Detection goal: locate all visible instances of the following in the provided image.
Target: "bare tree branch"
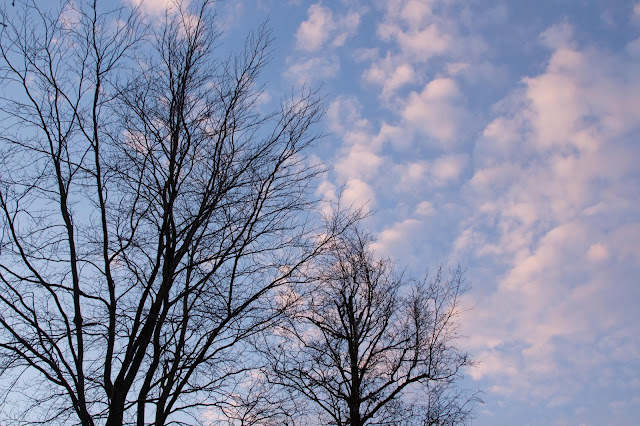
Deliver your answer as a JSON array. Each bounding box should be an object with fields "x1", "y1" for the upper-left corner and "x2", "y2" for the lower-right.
[
  {"x1": 261, "y1": 222, "x2": 481, "y2": 426},
  {"x1": 0, "y1": 1, "x2": 338, "y2": 424}
]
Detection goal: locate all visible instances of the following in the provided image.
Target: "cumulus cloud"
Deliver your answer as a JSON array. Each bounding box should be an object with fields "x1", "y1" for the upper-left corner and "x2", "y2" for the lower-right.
[
  {"x1": 459, "y1": 24, "x2": 640, "y2": 408},
  {"x1": 393, "y1": 24, "x2": 452, "y2": 61},
  {"x1": 396, "y1": 153, "x2": 468, "y2": 191},
  {"x1": 415, "y1": 200, "x2": 435, "y2": 216},
  {"x1": 127, "y1": 0, "x2": 173, "y2": 14},
  {"x1": 362, "y1": 52, "x2": 418, "y2": 97},
  {"x1": 377, "y1": 0, "x2": 447, "y2": 54},
  {"x1": 285, "y1": 55, "x2": 340, "y2": 86},
  {"x1": 287, "y1": 3, "x2": 361, "y2": 85},
  {"x1": 322, "y1": 96, "x2": 386, "y2": 209},
  {"x1": 290, "y1": 1, "x2": 640, "y2": 423},
  {"x1": 335, "y1": 146, "x2": 383, "y2": 181},
  {"x1": 362, "y1": 0, "x2": 454, "y2": 101},
  {"x1": 295, "y1": 3, "x2": 360, "y2": 51},
  {"x1": 296, "y1": 3, "x2": 334, "y2": 51},
  {"x1": 402, "y1": 77, "x2": 468, "y2": 144},
  {"x1": 326, "y1": 96, "x2": 371, "y2": 136},
  {"x1": 360, "y1": 0, "x2": 497, "y2": 106},
  {"x1": 370, "y1": 218, "x2": 422, "y2": 258},
  {"x1": 431, "y1": 153, "x2": 468, "y2": 183},
  {"x1": 342, "y1": 178, "x2": 376, "y2": 208},
  {"x1": 586, "y1": 243, "x2": 610, "y2": 262}
]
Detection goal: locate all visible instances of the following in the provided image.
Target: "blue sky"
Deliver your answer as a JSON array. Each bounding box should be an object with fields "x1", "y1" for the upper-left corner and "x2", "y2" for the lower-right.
[{"x1": 134, "y1": 0, "x2": 640, "y2": 424}]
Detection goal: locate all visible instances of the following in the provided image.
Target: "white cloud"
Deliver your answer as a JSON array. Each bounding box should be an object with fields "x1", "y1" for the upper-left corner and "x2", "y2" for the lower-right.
[
  {"x1": 335, "y1": 146, "x2": 383, "y2": 181},
  {"x1": 326, "y1": 96, "x2": 370, "y2": 136},
  {"x1": 431, "y1": 153, "x2": 467, "y2": 184},
  {"x1": 332, "y1": 11, "x2": 361, "y2": 47},
  {"x1": 395, "y1": 24, "x2": 452, "y2": 61},
  {"x1": 326, "y1": 96, "x2": 386, "y2": 184},
  {"x1": 445, "y1": 61, "x2": 470, "y2": 75},
  {"x1": 370, "y1": 218, "x2": 421, "y2": 258},
  {"x1": 415, "y1": 200, "x2": 435, "y2": 216},
  {"x1": 297, "y1": 1, "x2": 640, "y2": 422},
  {"x1": 288, "y1": 3, "x2": 361, "y2": 86},
  {"x1": 362, "y1": 53, "x2": 417, "y2": 97},
  {"x1": 360, "y1": 0, "x2": 466, "y2": 103},
  {"x1": 397, "y1": 161, "x2": 427, "y2": 187},
  {"x1": 360, "y1": 0, "x2": 499, "y2": 104},
  {"x1": 295, "y1": 3, "x2": 360, "y2": 52},
  {"x1": 540, "y1": 21, "x2": 575, "y2": 50},
  {"x1": 326, "y1": 95, "x2": 394, "y2": 190},
  {"x1": 396, "y1": 153, "x2": 468, "y2": 191},
  {"x1": 285, "y1": 55, "x2": 340, "y2": 86},
  {"x1": 459, "y1": 25, "x2": 640, "y2": 406},
  {"x1": 586, "y1": 243, "x2": 609, "y2": 261},
  {"x1": 402, "y1": 77, "x2": 468, "y2": 144},
  {"x1": 376, "y1": 0, "x2": 455, "y2": 63},
  {"x1": 343, "y1": 178, "x2": 376, "y2": 208},
  {"x1": 398, "y1": 0, "x2": 434, "y2": 28},
  {"x1": 128, "y1": 0, "x2": 173, "y2": 14},
  {"x1": 296, "y1": 4, "x2": 335, "y2": 51}
]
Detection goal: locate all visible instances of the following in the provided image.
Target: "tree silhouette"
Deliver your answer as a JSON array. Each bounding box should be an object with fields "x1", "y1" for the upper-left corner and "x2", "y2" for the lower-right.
[
  {"x1": 262, "y1": 226, "x2": 479, "y2": 425},
  {"x1": 0, "y1": 1, "x2": 341, "y2": 424}
]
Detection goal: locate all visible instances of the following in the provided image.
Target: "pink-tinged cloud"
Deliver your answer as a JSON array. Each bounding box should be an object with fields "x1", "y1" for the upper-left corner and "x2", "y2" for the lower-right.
[
  {"x1": 402, "y1": 77, "x2": 468, "y2": 144},
  {"x1": 295, "y1": 3, "x2": 360, "y2": 52},
  {"x1": 127, "y1": 0, "x2": 173, "y2": 14},
  {"x1": 458, "y1": 23, "x2": 640, "y2": 408}
]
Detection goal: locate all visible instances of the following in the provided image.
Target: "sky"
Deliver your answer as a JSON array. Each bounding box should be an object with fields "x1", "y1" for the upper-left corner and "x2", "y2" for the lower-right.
[{"x1": 117, "y1": 0, "x2": 640, "y2": 424}]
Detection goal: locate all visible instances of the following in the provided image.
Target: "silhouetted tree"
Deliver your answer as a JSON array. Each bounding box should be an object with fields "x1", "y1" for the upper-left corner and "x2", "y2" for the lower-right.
[
  {"x1": 0, "y1": 1, "x2": 340, "y2": 424},
  {"x1": 262, "y1": 226, "x2": 479, "y2": 426}
]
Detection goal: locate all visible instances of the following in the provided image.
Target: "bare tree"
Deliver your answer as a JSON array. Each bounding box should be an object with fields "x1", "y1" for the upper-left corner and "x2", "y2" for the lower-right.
[
  {"x1": 262, "y1": 226, "x2": 479, "y2": 426},
  {"x1": 0, "y1": 1, "x2": 341, "y2": 424}
]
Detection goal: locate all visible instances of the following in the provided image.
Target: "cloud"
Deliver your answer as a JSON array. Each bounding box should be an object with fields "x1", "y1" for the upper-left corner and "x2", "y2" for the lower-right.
[
  {"x1": 362, "y1": 52, "x2": 418, "y2": 97},
  {"x1": 295, "y1": 3, "x2": 361, "y2": 52},
  {"x1": 360, "y1": 0, "x2": 498, "y2": 105},
  {"x1": 431, "y1": 153, "x2": 468, "y2": 183},
  {"x1": 326, "y1": 97, "x2": 383, "y2": 181},
  {"x1": 127, "y1": 0, "x2": 173, "y2": 14},
  {"x1": 396, "y1": 153, "x2": 468, "y2": 191},
  {"x1": 322, "y1": 96, "x2": 385, "y2": 210},
  {"x1": 285, "y1": 55, "x2": 340, "y2": 86},
  {"x1": 539, "y1": 21, "x2": 574, "y2": 49},
  {"x1": 342, "y1": 178, "x2": 376, "y2": 209},
  {"x1": 287, "y1": 3, "x2": 361, "y2": 85},
  {"x1": 402, "y1": 77, "x2": 468, "y2": 144},
  {"x1": 335, "y1": 146, "x2": 383, "y2": 181},
  {"x1": 296, "y1": 4, "x2": 334, "y2": 51},
  {"x1": 586, "y1": 243, "x2": 610, "y2": 261},
  {"x1": 415, "y1": 200, "x2": 435, "y2": 216},
  {"x1": 361, "y1": 0, "x2": 456, "y2": 101},
  {"x1": 370, "y1": 218, "x2": 421, "y2": 258},
  {"x1": 296, "y1": 1, "x2": 640, "y2": 422},
  {"x1": 326, "y1": 96, "x2": 371, "y2": 136},
  {"x1": 394, "y1": 24, "x2": 453, "y2": 61},
  {"x1": 376, "y1": 0, "x2": 454, "y2": 62},
  {"x1": 459, "y1": 23, "x2": 640, "y2": 408}
]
